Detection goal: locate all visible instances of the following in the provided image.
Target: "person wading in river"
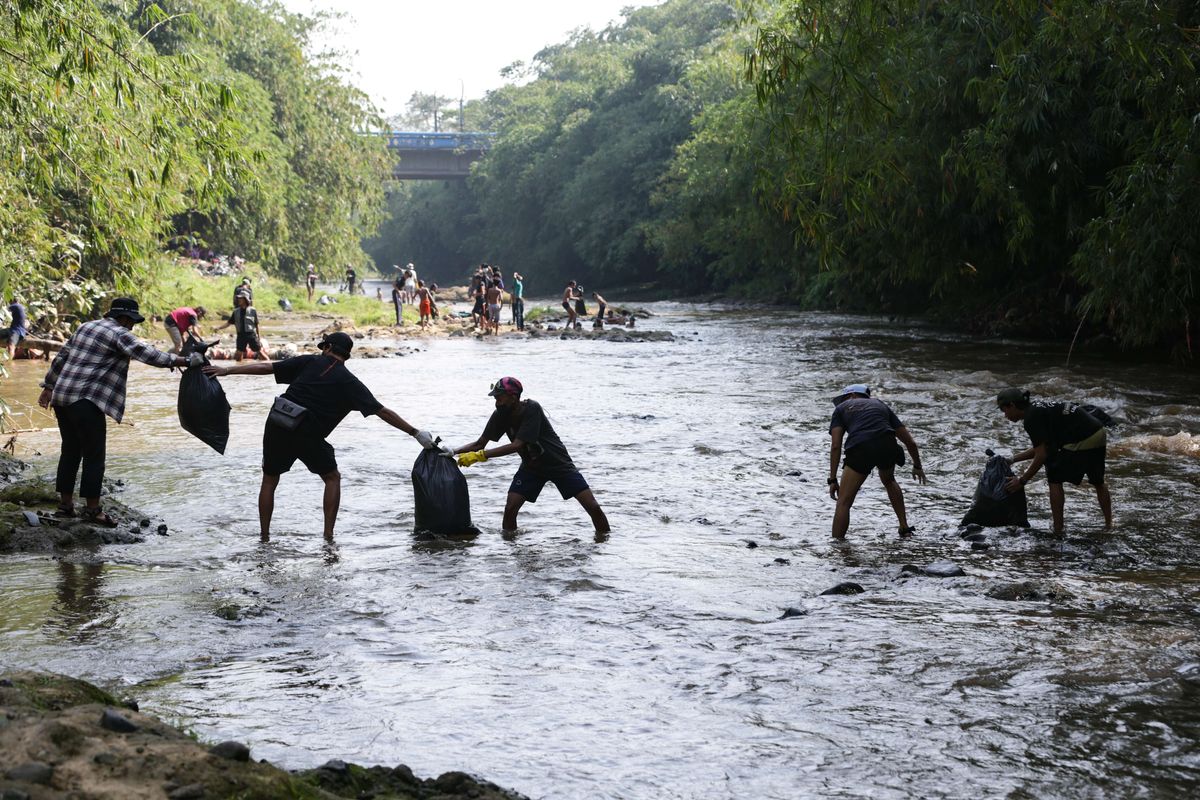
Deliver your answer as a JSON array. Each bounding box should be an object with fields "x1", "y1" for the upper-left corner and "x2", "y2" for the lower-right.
[
  {"x1": 38, "y1": 298, "x2": 197, "y2": 526},
  {"x1": 828, "y1": 384, "x2": 926, "y2": 539},
  {"x1": 452, "y1": 376, "x2": 610, "y2": 539},
  {"x1": 997, "y1": 387, "x2": 1112, "y2": 535},
  {"x1": 204, "y1": 332, "x2": 439, "y2": 541}
]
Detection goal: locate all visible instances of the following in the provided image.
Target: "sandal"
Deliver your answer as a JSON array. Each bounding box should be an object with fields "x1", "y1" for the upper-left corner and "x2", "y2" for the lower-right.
[
  {"x1": 53, "y1": 505, "x2": 76, "y2": 518},
  {"x1": 898, "y1": 526, "x2": 917, "y2": 538},
  {"x1": 81, "y1": 507, "x2": 119, "y2": 528}
]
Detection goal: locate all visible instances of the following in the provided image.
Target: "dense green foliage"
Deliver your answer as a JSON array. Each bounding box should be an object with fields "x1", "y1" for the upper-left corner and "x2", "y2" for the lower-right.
[
  {"x1": 0, "y1": 0, "x2": 390, "y2": 329},
  {"x1": 372, "y1": 0, "x2": 1199, "y2": 352}
]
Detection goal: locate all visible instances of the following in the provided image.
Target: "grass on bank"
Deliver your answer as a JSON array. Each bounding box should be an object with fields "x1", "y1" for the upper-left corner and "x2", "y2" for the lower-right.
[{"x1": 136, "y1": 257, "x2": 417, "y2": 328}]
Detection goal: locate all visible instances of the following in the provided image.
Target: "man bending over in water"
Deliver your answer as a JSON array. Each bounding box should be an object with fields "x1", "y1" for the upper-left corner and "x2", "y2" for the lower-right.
[
  {"x1": 452, "y1": 376, "x2": 610, "y2": 540},
  {"x1": 828, "y1": 384, "x2": 926, "y2": 539}
]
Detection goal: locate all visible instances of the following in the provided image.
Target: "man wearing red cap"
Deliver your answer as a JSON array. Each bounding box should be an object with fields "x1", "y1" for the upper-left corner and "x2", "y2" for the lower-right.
[
  {"x1": 205, "y1": 331, "x2": 439, "y2": 540},
  {"x1": 453, "y1": 376, "x2": 610, "y2": 538}
]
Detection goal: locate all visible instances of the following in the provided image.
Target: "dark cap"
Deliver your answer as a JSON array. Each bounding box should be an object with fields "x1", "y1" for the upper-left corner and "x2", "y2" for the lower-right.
[
  {"x1": 996, "y1": 387, "x2": 1029, "y2": 407},
  {"x1": 104, "y1": 297, "x2": 145, "y2": 324},
  {"x1": 488, "y1": 376, "x2": 523, "y2": 397},
  {"x1": 318, "y1": 331, "x2": 354, "y2": 358}
]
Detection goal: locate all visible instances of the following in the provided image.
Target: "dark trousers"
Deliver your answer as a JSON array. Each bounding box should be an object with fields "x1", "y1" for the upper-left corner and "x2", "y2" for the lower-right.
[
  {"x1": 54, "y1": 399, "x2": 107, "y2": 499},
  {"x1": 513, "y1": 298, "x2": 524, "y2": 330}
]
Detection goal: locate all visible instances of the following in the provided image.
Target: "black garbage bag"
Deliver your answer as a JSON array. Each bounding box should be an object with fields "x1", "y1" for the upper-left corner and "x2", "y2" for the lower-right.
[
  {"x1": 961, "y1": 450, "x2": 1030, "y2": 527},
  {"x1": 176, "y1": 342, "x2": 230, "y2": 454},
  {"x1": 278, "y1": 297, "x2": 293, "y2": 312},
  {"x1": 411, "y1": 447, "x2": 479, "y2": 536}
]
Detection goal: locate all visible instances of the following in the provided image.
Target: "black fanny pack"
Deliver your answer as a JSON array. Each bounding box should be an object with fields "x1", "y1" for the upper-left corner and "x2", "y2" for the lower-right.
[{"x1": 268, "y1": 395, "x2": 307, "y2": 431}]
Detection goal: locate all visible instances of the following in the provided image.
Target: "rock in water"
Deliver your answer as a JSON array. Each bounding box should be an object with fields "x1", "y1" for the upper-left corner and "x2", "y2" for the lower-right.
[
  {"x1": 779, "y1": 607, "x2": 808, "y2": 619},
  {"x1": 922, "y1": 561, "x2": 966, "y2": 578},
  {"x1": 820, "y1": 582, "x2": 865, "y2": 596}
]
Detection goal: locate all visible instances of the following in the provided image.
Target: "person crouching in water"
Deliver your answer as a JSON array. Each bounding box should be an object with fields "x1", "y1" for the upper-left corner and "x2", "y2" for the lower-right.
[
  {"x1": 828, "y1": 384, "x2": 926, "y2": 539},
  {"x1": 203, "y1": 332, "x2": 440, "y2": 541},
  {"x1": 214, "y1": 292, "x2": 266, "y2": 361},
  {"x1": 452, "y1": 377, "x2": 610, "y2": 539}
]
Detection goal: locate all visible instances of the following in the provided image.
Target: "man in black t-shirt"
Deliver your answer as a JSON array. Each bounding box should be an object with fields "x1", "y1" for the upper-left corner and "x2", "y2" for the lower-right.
[
  {"x1": 205, "y1": 332, "x2": 438, "y2": 540},
  {"x1": 998, "y1": 387, "x2": 1112, "y2": 534},
  {"x1": 827, "y1": 384, "x2": 926, "y2": 539},
  {"x1": 451, "y1": 376, "x2": 610, "y2": 539}
]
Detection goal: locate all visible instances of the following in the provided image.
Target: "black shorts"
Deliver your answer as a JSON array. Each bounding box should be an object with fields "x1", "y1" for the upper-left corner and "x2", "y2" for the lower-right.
[
  {"x1": 1046, "y1": 446, "x2": 1106, "y2": 486},
  {"x1": 509, "y1": 466, "x2": 589, "y2": 502},
  {"x1": 844, "y1": 434, "x2": 902, "y2": 476},
  {"x1": 236, "y1": 332, "x2": 263, "y2": 353},
  {"x1": 1, "y1": 327, "x2": 22, "y2": 346},
  {"x1": 262, "y1": 421, "x2": 336, "y2": 476}
]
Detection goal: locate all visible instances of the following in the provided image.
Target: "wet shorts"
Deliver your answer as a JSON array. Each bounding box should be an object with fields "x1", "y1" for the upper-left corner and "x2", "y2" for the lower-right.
[
  {"x1": 472, "y1": 297, "x2": 484, "y2": 314},
  {"x1": 236, "y1": 332, "x2": 263, "y2": 354},
  {"x1": 844, "y1": 434, "x2": 903, "y2": 476},
  {"x1": 1046, "y1": 445, "x2": 1106, "y2": 486},
  {"x1": 488, "y1": 303, "x2": 501, "y2": 320},
  {"x1": 262, "y1": 421, "x2": 336, "y2": 476},
  {"x1": 509, "y1": 465, "x2": 589, "y2": 503},
  {"x1": 1, "y1": 327, "x2": 22, "y2": 346}
]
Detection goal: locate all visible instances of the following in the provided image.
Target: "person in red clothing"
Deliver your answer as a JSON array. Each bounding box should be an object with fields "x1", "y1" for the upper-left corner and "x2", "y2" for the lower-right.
[{"x1": 163, "y1": 305, "x2": 207, "y2": 353}]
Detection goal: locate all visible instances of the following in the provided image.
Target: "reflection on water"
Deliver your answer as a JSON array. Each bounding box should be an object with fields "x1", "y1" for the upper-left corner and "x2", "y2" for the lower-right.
[{"x1": 1, "y1": 305, "x2": 1199, "y2": 799}]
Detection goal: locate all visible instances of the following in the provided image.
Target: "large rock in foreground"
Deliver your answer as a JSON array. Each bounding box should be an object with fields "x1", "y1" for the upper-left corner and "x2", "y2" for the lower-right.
[{"x1": 0, "y1": 671, "x2": 528, "y2": 799}]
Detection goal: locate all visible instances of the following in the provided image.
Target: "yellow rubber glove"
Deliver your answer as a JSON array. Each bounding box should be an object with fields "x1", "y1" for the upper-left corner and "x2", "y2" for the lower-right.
[{"x1": 456, "y1": 450, "x2": 488, "y2": 468}]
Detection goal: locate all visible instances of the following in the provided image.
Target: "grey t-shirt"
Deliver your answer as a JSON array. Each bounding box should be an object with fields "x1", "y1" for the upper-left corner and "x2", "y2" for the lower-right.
[{"x1": 829, "y1": 397, "x2": 903, "y2": 450}]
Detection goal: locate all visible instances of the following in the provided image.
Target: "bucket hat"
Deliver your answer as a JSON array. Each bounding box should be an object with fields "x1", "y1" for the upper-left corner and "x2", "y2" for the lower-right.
[{"x1": 104, "y1": 297, "x2": 145, "y2": 324}]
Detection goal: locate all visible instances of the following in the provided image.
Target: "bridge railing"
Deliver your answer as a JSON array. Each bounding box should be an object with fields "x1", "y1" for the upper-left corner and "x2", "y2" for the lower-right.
[{"x1": 384, "y1": 131, "x2": 495, "y2": 151}]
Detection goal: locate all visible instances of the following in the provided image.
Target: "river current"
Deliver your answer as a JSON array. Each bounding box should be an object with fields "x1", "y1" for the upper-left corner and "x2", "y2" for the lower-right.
[{"x1": 1, "y1": 303, "x2": 1198, "y2": 798}]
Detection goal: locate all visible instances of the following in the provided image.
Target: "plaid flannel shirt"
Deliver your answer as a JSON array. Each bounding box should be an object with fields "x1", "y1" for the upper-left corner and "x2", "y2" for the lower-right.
[{"x1": 41, "y1": 318, "x2": 177, "y2": 422}]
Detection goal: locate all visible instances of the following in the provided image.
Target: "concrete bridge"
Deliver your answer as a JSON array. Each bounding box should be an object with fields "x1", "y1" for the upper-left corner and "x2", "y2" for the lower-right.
[{"x1": 385, "y1": 131, "x2": 494, "y2": 179}]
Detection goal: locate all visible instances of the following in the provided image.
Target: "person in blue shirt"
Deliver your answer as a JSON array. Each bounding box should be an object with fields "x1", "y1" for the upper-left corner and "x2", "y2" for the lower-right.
[
  {"x1": 827, "y1": 384, "x2": 926, "y2": 539},
  {"x1": 3, "y1": 296, "x2": 29, "y2": 358}
]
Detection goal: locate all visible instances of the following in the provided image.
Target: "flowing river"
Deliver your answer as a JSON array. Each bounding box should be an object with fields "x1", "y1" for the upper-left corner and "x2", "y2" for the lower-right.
[{"x1": 2, "y1": 303, "x2": 1199, "y2": 798}]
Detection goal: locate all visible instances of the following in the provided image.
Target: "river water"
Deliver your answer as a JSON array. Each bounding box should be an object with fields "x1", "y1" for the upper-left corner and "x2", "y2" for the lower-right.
[{"x1": 2, "y1": 304, "x2": 1199, "y2": 799}]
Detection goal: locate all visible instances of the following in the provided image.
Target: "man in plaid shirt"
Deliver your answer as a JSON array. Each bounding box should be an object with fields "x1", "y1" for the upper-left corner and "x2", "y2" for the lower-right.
[{"x1": 38, "y1": 297, "x2": 194, "y2": 526}]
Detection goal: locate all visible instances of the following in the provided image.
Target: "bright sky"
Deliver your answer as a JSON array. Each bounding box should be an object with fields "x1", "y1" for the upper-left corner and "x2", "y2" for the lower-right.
[{"x1": 280, "y1": 1, "x2": 659, "y2": 119}]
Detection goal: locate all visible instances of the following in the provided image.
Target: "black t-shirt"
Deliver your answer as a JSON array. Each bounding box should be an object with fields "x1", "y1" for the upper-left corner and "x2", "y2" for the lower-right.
[
  {"x1": 482, "y1": 399, "x2": 576, "y2": 476},
  {"x1": 273, "y1": 354, "x2": 382, "y2": 439},
  {"x1": 1023, "y1": 402, "x2": 1103, "y2": 450},
  {"x1": 829, "y1": 397, "x2": 903, "y2": 451}
]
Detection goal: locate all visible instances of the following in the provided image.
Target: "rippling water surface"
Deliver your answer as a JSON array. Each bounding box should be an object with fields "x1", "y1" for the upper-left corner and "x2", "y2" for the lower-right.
[{"x1": 2, "y1": 304, "x2": 1199, "y2": 798}]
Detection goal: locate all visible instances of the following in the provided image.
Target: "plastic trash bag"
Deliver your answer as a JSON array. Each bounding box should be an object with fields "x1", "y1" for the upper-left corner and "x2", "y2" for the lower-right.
[
  {"x1": 961, "y1": 450, "x2": 1030, "y2": 528},
  {"x1": 278, "y1": 297, "x2": 293, "y2": 312},
  {"x1": 177, "y1": 338, "x2": 230, "y2": 454},
  {"x1": 411, "y1": 448, "x2": 479, "y2": 536}
]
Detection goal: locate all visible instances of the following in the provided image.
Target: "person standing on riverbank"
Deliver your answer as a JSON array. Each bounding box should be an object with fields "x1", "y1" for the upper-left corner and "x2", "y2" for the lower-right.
[
  {"x1": 453, "y1": 376, "x2": 610, "y2": 539},
  {"x1": 391, "y1": 279, "x2": 404, "y2": 325},
  {"x1": 38, "y1": 298, "x2": 195, "y2": 526},
  {"x1": 345, "y1": 265, "x2": 357, "y2": 295},
  {"x1": 828, "y1": 384, "x2": 926, "y2": 539},
  {"x1": 592, "y1": 291, "x2": 608, "y2": 329},
  {"x1": 203, "y1": 331, "x2": 439, "y2": 541},
  {"x1": 305, "y1": 264, "x2": 318, "y2": 303},
  {"x1": 511, "y1": 272, "x2": 525, "y2": 330},
  {"x1": 485, "y1": 279, "x2": 503, "y2": 335},
  {"x1": 417, "y1": 281, "x2": 433, "y2": 328},
  {"x1": 163, "y1": 306, "x2": 207, "y2": 354},
  {"x1": 561, "y1": 281, "x2": 579, "y2": 329},
  {"x1": 997, "y1": 388, "x2": 1112, "y2": 534}
]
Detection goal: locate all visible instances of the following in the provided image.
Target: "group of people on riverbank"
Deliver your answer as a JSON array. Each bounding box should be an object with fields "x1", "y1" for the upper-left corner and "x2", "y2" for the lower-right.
[
  {"x1": 35, "y1": 297, "x2": 609, "y2": 540},
  {"x1": 829, "y1": 384, "x2": 1113, "y2": 538}
]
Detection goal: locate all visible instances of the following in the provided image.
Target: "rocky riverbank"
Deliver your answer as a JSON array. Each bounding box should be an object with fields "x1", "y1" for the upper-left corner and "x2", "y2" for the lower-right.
[
  {"x1": 0, "y1": 453, "x2": 166, "y2": 554},
  {"x1": 0, "y1": 670, "x2": 527, "y2": 800}
]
